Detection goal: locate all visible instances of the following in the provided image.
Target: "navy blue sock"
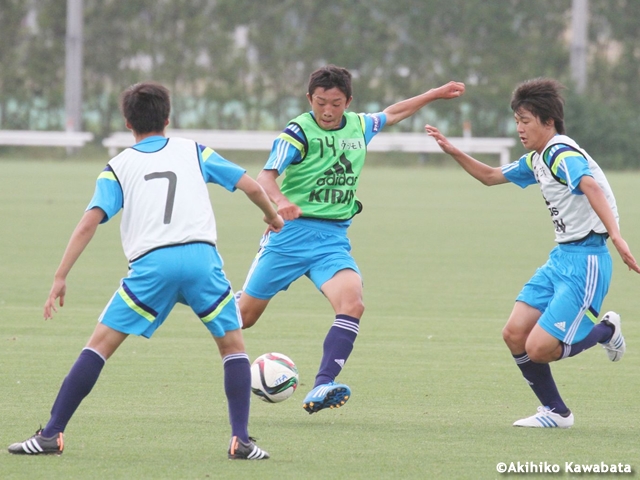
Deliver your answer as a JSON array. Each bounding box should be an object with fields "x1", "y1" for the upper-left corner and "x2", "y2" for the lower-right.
[
  {"x1": 314, "y1": 314, "x2": 359, "y2": 388},
  {"x1": 513, "y1": 352, "x2": 569, "y2": 415},
  {"x1": 560, "y1": 322, "x2": 613, "y2": 358},
  {"x1": 223, "y1": 353, "x2": 251, "y2": 443},
  {"x1": 42, "y1": 348, "x2": 105, "y2": 437}
]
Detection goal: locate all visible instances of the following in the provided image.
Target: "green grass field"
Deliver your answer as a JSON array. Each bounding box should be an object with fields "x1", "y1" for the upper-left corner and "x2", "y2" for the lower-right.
[{"x1": 1, "y1": 158, "x2": 639, "y2": 479}]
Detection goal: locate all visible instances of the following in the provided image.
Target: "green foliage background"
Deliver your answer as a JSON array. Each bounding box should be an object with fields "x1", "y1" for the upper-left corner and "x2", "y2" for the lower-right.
[{"x1": 1, "y1": 1, "x2": 639, "y2": 168}]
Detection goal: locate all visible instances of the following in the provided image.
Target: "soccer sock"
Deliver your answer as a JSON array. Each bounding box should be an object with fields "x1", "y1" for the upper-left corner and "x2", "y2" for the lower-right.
[
  {"x1": 513, "y1": 352, "x2": 569, "y2": 415},
  {"x1": 42, "y1": 348, "x2": 106, "y2": 437},
  {"x1": 223, "y1": 353, "x2": 251, "y2": 443},
  {"x1": 559, "y1": 322, "x2": 614, "y2": 358},
  {"x1": 314, "y1": 314, "x2": 359, "y2": 388}
]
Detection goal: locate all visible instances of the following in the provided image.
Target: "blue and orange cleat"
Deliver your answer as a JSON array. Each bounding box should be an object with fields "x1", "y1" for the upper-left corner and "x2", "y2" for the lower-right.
[{"x1": 302, "y1": 381, "x2": 351, "y2": 414}]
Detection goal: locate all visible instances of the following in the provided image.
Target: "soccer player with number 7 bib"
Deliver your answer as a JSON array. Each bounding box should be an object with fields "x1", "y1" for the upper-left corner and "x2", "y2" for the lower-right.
[{"x1": 8, "y1": 82, "x2": 282, "y2": 459}]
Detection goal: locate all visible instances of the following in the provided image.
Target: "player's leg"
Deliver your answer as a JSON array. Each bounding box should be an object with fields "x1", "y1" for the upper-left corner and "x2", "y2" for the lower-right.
[
  {"x1": 317, "y1": 268, "x2": 364, "y2": 385},
  {"x1": 553, "y1": 314, "x2": 619, "y2": 360},
  {"x1": 301, "y1": 266, "x2": 362, "y2": 414},
  {"x1": 8, "y1": 324, "x2": 128, "y2": 455},
  {"x1": 524, "y1": 323, "x2": 563, "y2": 363},
  {"x1": 44, "y1": 324, "x2": 128, "y2": 435},
  {"x1": 504, "y1": 301, "x2": 568, "y2": 413},
  {"x1": 237, "y1": 292, "x2": 270, "y2": 329},
  {"x1": 503, "y1": 302, "x2": 573, "y2": 427},
  {"x1": 502, "y1": 300, "x2": 540, "y2": 354},
  {"x1": 8, "y1": 248, "x2": 181, "y2": 455},
  {"x1": 213, "y1": 327, "x2": 251, "y2": 447},
  {"x1": 211, "y1": 328, "x2": 267, "y2": 460},
  {"x1": 505, "y1": 252, "x2": 575, "y2": 425},
  {"x1": 181, "y1": 243, "x2": 268, "y2": 459}
]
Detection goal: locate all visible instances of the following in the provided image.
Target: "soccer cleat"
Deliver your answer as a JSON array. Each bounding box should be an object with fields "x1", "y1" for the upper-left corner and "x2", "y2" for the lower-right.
[
  {"x1": 302, "y1": 381, "x2": 350, "y2": 414},
  {"x1": 600, "y1": 311, "x2": 625, "y2": 362},
  {"x1": 513, "y1": 406, "x2": 574, "y2": 428},
  {"x1": 227, "y1": 436, "x2": 269, "y2": 460},
  {"x1": 8, "y1": 428, "x2": 64, "y2": 455}
]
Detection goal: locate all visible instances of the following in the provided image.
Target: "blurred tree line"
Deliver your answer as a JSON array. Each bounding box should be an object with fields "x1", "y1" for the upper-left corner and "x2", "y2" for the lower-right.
[{"x1": 0, "y1": 0, "x2": 638, "y2": 167}]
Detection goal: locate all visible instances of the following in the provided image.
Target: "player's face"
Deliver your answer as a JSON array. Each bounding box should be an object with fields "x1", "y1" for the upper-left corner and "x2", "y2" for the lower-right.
[
  {"x1": 514, "y1": 108, "x2": 556, "y2": 154},
  {"x1": 307, "y1": 87, "x2": 352, "y2": 131}
]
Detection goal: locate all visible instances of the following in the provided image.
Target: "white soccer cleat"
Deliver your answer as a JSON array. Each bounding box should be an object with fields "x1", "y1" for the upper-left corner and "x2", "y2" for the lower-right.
[
  {"x1": 600, "y1": 311, "x2": 625, "y2": 362},
  {"x1": 513, "y1": 406, "x2": 574, "y2": 428}
]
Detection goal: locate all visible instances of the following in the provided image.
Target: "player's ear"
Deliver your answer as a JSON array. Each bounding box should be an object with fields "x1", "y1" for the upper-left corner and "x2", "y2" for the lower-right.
[
  {"x1": 345, "y1": 96, "x2": 353, "y2": 109},
  {"x1": 164, "y1": 118, "x2": 169, "y2": 127},
  {"x1": 125, "y1": 120, "x2": 133, "y2": 131},
  {"x1": 306, "y1": 92, "x2": 313, "y2": 105}
]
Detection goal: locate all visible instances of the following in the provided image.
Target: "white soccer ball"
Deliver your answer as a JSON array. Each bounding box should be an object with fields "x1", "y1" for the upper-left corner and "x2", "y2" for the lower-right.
[{"x1": 250, "y1": 352, "x2": 299, "y2": 403}]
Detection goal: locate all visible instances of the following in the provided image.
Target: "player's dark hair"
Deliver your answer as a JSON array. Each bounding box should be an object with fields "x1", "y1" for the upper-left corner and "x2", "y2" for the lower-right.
[
  {"x1": 308, "y1": 65, "x2": 352, "y2": 100},
  {"x1": 511, "y1": 78, "x2": 566, "y2": 135},
  {"x1": 120, "y1": 82, "x2": 171, "y2": 134}
]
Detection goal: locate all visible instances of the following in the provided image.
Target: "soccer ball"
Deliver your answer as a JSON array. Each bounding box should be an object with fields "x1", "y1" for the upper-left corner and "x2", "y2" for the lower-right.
[{"x1": 250, "y1": 352, "x2": 299, "y2": 403}]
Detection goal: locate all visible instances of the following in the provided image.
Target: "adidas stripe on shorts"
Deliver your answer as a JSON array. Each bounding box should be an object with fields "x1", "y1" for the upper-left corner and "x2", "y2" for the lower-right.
[{"x1": 516, "y1": 242, "x2": 612, "y2": 344}]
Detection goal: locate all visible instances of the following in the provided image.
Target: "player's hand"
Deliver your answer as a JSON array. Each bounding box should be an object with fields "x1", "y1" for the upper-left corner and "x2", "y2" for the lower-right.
[
  {"x1": 433, "y1": 81, "x2": 465, "y2": 100},
  {"x1": 43, "y1": 277, "x2": 67, "y2": 320},
  {"x1": 276, "y1": 200, "x2": 302, "y2": 221},
  {"x1": 425, "y1": 124, "x2": 460, "y2": 156},
  {"x1": 612, "y1": 237, "x2": 640, "y2": 273},
  {"x1": 264, "y1": 213, "x2": 284, "y2": 233}
]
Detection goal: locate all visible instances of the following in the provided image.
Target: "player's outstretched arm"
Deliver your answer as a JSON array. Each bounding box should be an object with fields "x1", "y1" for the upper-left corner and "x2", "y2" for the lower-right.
[
  {"x1": 383, "y1": 81, "x2": 465, "y2": 126},
  {"x1": 235, "y1": 173, "x2": 284, "y2": 232},
  {"x1": 256, "y1": 169, "x2": 302, "y2": 221},
  {"x1": 425, "y1": 124, "x2": 508, "y2": 186},
  {"x1": 44, "y1": 207, "x2": 105, "y2": 320},
  {"x1": 579, "y1": 176, "x2": 640, "y2": 273}
]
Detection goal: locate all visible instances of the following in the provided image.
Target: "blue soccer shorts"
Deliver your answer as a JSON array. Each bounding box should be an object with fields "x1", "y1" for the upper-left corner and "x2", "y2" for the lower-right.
[
  {"x1": 516, "y1": 243, "x2": 612, "y2": 344},
  {"x1": 242, "y1": 218, "x2": 361, "y2": 300},
  {"x1": 99, "y1": 242, "x2": 240, "y2": 338}
]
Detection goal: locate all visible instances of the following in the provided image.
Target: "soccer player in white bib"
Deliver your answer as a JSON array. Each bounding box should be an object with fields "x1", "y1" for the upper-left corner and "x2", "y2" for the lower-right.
[
  {"x1": 8, "y1": 82, "x2": 283, "y2": 459},
  {"x1": 426, "y1": 78, "x2": 640, "y2": 428}
]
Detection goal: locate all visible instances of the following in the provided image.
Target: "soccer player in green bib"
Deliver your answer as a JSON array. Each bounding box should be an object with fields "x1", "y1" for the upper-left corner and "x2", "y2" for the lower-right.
[{"x1": 236, "y1": 65, "x2": 465, "y2": 413}]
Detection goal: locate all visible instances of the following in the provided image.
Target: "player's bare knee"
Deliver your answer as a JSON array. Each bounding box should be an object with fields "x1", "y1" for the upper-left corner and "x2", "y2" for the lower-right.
[
  {"x1": 526, "y1": 349, "x2": 547, "y2": 364},
  {"x1": 501, "y1": 325, "x2": 516, "y2": 345},
  {"x1": 348, "y1": 298, "x2": 364, "y2": 319},
  {"x1": 502, "y1": 325, "x2": 526, "y2": 352},
  {"x1": 525, "y1": 344, "x2": 553, "y2": 364}
]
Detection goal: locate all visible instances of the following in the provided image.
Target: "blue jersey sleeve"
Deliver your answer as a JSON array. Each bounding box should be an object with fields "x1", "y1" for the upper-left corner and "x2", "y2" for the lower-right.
[
  {"x1": 264, "y1": 123, "x2": 304, "y2": 174},
  {"x1": 361, "y1": 112, "x2": 386, "y2": 143},
  {"x1": 198, "y1": 145, "x2": 246, "y2": 191},
  {"x1": 501, "y1": 154, "x2": 537, "y2": 188},
  {"x1": 545, "y1": 145, "x2": 591, "y2": 194},
  {"x1": 86, "y1": 165, "x2": 123, "y2": 223}
]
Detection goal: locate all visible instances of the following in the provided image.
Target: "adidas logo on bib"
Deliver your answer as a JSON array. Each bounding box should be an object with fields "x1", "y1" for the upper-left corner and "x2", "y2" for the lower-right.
[{"x1": 554, "y1": 321, "x2": 566, "y2": 332}]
